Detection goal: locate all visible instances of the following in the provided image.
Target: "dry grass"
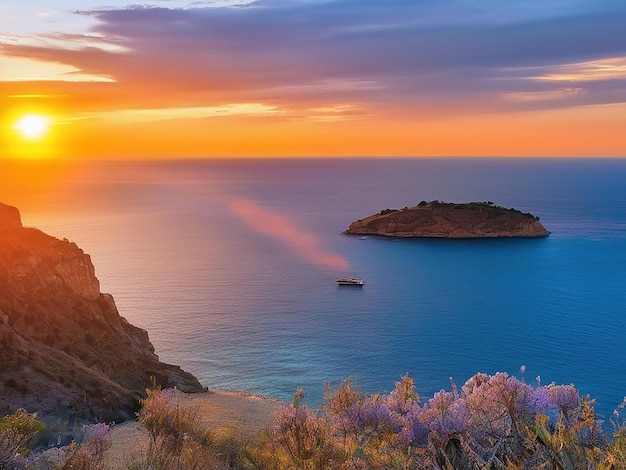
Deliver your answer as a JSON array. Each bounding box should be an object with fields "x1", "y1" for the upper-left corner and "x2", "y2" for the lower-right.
[{"x1": 103, "y1": 390, "x2": 281, "y2": 469}]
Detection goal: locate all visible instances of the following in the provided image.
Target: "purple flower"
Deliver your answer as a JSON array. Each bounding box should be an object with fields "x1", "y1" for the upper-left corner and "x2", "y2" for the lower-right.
[
  {"x1": 85, "y1": 422, "x2": 112, "y2": 458},
  {"x1": 549, "y1": 384, "x2": 580, "y2": 411},
  {"x1": 411, "y1": 420, "x2": 430, "y2": 446},
  {"x1": 527, "y1": 387, "x2": 556, "y2": 415},
  {"x1": 463, "y1": 373, "x2": 523, "y2": 417},
  {"x1": 461, "y1": 372, "x2": 490, "y2": 396},
  {"x1": 336, "y1": 400, "x2": 400, "y2": 437},
  {"x1": 419, "y1": 390, "x2": 469, "y2": 439},
  {"x1": 160, "y1": 387, "x2": 178, "y2": 403}
]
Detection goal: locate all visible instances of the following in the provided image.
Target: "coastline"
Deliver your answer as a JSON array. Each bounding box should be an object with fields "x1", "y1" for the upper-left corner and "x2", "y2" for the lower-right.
[{"x1": 175, "y1": 388, "x2": 282, "y2": 433}]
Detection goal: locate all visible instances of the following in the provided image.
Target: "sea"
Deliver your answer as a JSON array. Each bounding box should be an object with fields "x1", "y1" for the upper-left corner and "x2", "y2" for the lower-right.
[{"x1": 3, "y1": 157, "x2": 626, "y2": 423}]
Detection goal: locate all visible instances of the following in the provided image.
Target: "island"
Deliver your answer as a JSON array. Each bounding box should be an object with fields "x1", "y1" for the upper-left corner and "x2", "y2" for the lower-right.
[{"x1": 345, "y1": 201, "x2": 549, "y2": 238}]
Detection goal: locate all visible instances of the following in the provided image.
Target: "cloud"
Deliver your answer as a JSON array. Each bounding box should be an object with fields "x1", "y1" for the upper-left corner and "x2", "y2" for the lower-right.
[
  {"x1": 532, "y1": 57, "x2": 626, "y2": 82},
  {"x1": 502, "y1": 88, "x2": 587, "y2": 103},
  {"x1": 0, "y1": 54, "x2": 114, "y2": 82},
  {"x1": 2, "y1": 0, "x2": 626, "y2": 116},
  {"x1": 229, "y1": 198, "x2": 349, "y2": 271},
  {"x1": 82, "y1": 103, "x2": 282, "y2": 123}
]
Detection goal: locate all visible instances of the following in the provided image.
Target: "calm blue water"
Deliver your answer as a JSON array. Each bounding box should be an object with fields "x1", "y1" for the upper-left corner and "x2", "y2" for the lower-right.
[{"x1": 5, "y1": 158, "x2": 626, "y2": 422}]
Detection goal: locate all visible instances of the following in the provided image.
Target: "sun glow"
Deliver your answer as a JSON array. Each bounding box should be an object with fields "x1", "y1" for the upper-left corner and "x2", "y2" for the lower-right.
[{"x1": 13, "y1": 114, "x2": 51, "y2": 141}]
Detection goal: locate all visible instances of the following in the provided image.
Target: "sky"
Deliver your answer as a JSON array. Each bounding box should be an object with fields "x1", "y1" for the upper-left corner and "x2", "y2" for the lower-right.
[{"x1": 1, "y1": 0, "x2": 626, "y2": 159}]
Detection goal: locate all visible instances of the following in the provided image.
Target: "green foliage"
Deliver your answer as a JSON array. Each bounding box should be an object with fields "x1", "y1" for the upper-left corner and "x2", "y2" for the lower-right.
[{"x1": 0, "y1": 409, "x2": 45, "y2": 466}]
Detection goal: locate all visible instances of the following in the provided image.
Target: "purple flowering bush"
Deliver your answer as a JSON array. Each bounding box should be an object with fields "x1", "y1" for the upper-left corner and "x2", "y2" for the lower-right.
[
  {"x1": 4, "y1": 372, "x2": 626, "y2": 469},
  {"x1": 267, "y1": 372, "x2": 622, "y2": 469}
]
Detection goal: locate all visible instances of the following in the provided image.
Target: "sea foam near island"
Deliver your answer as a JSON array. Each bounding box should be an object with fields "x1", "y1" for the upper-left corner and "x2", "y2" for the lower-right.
[{"x1": 9, "y1": 157, "x2": 626, "y2": 422}]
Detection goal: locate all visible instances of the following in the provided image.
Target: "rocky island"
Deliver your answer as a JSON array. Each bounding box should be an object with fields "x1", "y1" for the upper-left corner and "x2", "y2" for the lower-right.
[
  {"x1": 0, "y1": 202, "x2": 204, "y2": 423},
  {"x1": 345, "y1": 201, "x2": 549, "y2": 238}
]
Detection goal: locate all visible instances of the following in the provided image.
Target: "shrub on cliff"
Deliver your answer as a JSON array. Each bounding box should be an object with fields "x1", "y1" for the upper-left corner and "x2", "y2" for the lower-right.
[
  {"x1": 5, "y1": 422, "x2": 111, "y2": 470},
  {"x1": 133, "y1": 380, "x2": 246, "y2": 470},
  {"x1": 127, "y1": 375, "x2": 626, "y2": 469},
  {"x1": 55, "y1": 423, "x2": 112, "y2": 470},
  {"x1": 265, "y1": 372, "x2": 622, "y2": 469},
  {"x1": 0, "y1": 409, "x2": 45, "y2": 467},
  {"x1": 6, "y1": 372, "x2": 626, "y2": 469},
  {"x1": 135, "y1": 383, "x2": 211, "y2": 470}
]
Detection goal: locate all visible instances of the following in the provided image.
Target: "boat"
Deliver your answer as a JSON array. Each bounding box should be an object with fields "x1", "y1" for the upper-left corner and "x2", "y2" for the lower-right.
[{"x1": 336, "y1": 277, "x2": 365, "y2": 286}]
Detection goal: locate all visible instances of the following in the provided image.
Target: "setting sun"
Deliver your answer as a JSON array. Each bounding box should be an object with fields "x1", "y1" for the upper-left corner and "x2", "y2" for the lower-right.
[{"x1": 13, "y1": 114, "x2": 50, "y2": 141}]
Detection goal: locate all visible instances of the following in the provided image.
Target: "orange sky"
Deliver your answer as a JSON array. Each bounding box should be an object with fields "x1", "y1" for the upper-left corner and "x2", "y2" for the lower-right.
[{"x1": 2, "y1": 1, "x2": 626, "y2": 159}]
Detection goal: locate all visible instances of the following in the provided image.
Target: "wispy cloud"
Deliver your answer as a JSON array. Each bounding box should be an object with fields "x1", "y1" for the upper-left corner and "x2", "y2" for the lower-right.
[
  {"x1": 229, "y1": 198, "x2": 349, "y2": 271},
  {"x1": 502, "y1": 88, "x2": 587, "y2": 103},
  {"x1": 3, "y1": 0, "x2": 626, "y2": 117},
  {"x1": 0, "y1": 54, "x2": 115, "y2": 82},
  {"x1": 533, "y1": 57, "x2": 626, "y2": 82},
  {"x1": 82, "y1": 103, "x2": 282, "y2": 123}
]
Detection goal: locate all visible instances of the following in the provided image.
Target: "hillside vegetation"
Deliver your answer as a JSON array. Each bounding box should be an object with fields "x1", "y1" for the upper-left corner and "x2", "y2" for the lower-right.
[{"x1": 3, "y1": 372, "x2": 626, "y2": 469}]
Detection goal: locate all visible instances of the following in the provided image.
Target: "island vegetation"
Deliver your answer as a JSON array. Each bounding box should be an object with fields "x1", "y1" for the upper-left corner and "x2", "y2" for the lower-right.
[{"x1": 346, "y1": 201, "x2": 550, "y2": 238}]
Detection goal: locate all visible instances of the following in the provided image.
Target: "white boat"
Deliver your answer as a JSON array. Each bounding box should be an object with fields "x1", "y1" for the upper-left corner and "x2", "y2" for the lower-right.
[{"x1": 336, "y1": 277, "x2": 365, "y2": 286}]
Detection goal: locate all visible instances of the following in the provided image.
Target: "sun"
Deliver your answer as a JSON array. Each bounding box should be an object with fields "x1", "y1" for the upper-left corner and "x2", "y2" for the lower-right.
[{"x1": 13, "y1": 114, "x2": 51, "y2": 141}]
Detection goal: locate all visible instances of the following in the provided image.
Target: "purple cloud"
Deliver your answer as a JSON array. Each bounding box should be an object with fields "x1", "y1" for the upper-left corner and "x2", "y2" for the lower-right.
[{"x1": 4, "y1": 0, "x2": 626, "y2": 115}]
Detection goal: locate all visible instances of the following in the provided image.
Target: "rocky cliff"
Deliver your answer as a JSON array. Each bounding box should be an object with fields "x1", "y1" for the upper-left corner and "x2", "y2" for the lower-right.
[
  {"x1": 0, "y1": 202, "x2": 204, "y2": 423},
  {"x1": 346, "y1": 201, "x2": 549, "y2": 238}
]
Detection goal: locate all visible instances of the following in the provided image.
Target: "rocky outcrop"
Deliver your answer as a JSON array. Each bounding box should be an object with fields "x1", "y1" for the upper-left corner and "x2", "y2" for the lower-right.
[
  {"x1": 345, "y1": 201, "x2": 549, "y2": 238},
  {"x1": 0, "y1": 203, "x2": 21, "y2": 230},
  {"x1": 0, "y1": 202, "x2": 204, "y2": 423}
]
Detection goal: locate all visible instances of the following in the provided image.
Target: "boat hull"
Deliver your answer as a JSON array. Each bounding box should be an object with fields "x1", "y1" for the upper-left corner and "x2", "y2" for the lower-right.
[{"x1": 336, "y1": 277, "x2": 365, "y2": 286}]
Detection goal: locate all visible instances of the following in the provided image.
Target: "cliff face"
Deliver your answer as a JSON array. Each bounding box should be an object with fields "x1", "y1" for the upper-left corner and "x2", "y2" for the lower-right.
[
  {"x1": 0, "y1": 202, "x2": 204, "y2": 423},
  {"x1": 346, "y1": 201, "x2": 549, "y2": 239}
]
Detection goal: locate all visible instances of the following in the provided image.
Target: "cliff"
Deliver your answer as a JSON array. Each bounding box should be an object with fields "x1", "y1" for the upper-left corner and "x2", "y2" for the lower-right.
[
  {"x1": 0, "y1": 202, "x2": 204, "y2": 423},
  {"x1": 345, "y1": 201, "x2": 549, "y2": 238}
]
